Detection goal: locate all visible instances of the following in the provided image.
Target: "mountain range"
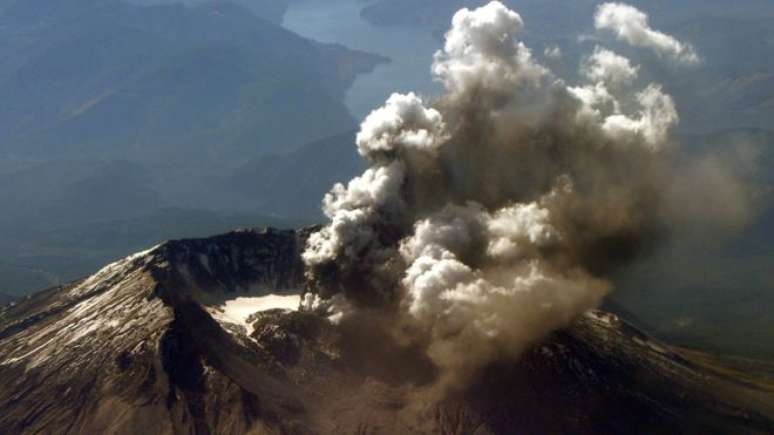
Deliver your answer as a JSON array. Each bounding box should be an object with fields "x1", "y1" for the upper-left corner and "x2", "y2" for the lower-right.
[
  {"x1": 0, "y1": 228, "x2": 772, "y2": 434},
  {"x1": 0, "y1": 0, "x2": 773, "y2": 378},
  {"x1": 0, "y1": 0, "x2": 378, "y2": 296}
]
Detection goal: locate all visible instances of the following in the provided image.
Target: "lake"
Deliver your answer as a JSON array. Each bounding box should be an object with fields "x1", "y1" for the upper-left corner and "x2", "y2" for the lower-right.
[{"x1": 283, "y1": 0, "x2": 443, "y2": 120}]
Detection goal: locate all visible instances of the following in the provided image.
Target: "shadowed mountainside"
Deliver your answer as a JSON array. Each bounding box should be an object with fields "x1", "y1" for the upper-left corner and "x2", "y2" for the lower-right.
[{"x1": 0, "y1": 228, "x2": 772, "y2": 434}]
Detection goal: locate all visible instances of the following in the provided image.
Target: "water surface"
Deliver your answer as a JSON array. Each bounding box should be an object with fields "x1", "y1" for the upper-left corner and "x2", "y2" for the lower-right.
[{"x1": 283, "y1": 0, "x2": 443, "y2": 119}]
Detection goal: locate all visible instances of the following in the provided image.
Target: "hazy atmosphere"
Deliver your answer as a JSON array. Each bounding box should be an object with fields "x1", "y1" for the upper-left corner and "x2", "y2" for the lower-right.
[
  {"x1": 0, "y1": 1, "x2": 773, "y2": 433},
  {"x1": 2, "y1": 0, "x2": 772, "y2": 358}
]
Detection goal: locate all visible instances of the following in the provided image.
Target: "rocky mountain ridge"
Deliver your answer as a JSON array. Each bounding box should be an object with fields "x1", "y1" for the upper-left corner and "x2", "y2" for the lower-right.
[{"x1": 0, "y1": 228, "x2": 772, "y2": 434}]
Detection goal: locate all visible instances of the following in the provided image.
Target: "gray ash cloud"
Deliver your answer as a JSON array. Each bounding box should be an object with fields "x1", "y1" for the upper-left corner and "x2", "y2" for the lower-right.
[{"x1": 300, "y1": 2, "x2": 750, "y2": 387}]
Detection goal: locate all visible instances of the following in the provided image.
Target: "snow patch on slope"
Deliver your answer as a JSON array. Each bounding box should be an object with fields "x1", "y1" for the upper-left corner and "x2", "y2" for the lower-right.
[
  {"x1": 1, "y1": 245, "x2": 165, "y2": 370},
  {"x1": 68, "y1": 244, "x2": 160, "y2": 298},
  {"x1": 209, "y1": 294, "x2": 301, "y2": 336}
]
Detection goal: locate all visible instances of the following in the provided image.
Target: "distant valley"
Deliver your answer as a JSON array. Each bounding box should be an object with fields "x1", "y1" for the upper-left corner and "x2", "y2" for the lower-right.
[{"x1": 0, "y1": 0, "x2": 378, "y2": 295}]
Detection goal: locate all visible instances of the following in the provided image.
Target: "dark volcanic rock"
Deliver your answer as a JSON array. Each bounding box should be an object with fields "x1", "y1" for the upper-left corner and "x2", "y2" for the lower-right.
[{"x1": 0, "y1": 228, "x2": 772, "y2": 434}]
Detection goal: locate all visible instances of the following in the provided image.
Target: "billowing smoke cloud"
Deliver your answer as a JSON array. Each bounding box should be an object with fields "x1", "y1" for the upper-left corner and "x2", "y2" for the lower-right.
[
  {"x1": 302, "y1": 2, "x2": 743, "y2": 386},
  {"x1": 595, "y1": 2, "x2": 699, "y2": 65},
  {"x1": 580, "y1": 46, "x2": 639, "y2": 87}
]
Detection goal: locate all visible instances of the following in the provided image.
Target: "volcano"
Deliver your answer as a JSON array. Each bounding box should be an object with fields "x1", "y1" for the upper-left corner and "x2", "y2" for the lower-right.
[{"x1": 0, "y1": 227, "x2": 772, "y2": 434}]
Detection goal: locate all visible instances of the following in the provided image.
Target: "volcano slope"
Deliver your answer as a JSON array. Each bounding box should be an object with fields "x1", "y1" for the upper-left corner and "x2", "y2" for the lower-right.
[{"x1": 0, "y1": 228, "x2": 772, "y2": 434}]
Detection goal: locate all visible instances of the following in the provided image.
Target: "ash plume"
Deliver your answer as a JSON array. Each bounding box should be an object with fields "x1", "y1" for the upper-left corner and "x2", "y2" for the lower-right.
[
  {"x1": 301, "y1": 2, "x2": 747, "y2": 386},
  {"x1": 594, "y1": 2, "x2": 700, "y2": 65}
]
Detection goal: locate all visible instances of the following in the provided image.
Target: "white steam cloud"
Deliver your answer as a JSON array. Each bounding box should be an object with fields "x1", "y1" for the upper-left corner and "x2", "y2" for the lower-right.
[
  {"x1": 302, "y1": 2, "x2": 740, "y2": 386},
  {"x1": 432, "y1": 1, "x2": 546, "y2": 96},
  {"x1": 581, "y1": 46, "x2": 639, "y2": 87},
  {"x1": 594, "y1": 2, "x2": 699, "y2": 64}
]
